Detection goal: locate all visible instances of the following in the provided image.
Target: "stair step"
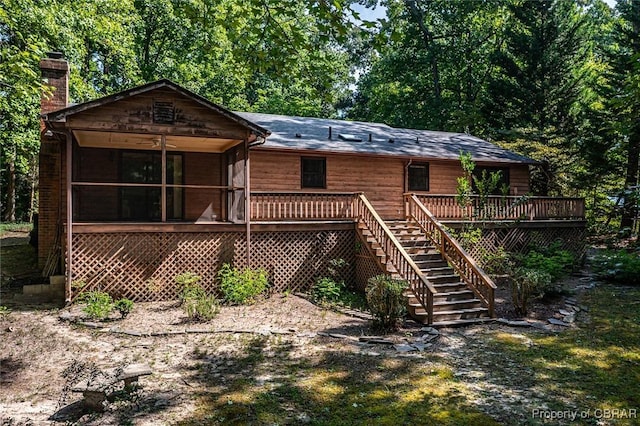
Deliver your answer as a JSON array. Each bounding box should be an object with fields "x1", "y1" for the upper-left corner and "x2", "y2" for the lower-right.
[
  {"x1": 400, "y1": 239, "x2": 431, "y2": 247},
  {"x1": 414, "y1": 260, "x2": 448, "y2": 269},
  {"x1": 411, "y1": 307, "x2": 490, "y2": 323},
  {"x1": 422, "y1": 266, "x2": 454, "y2": 276},
  {"x1": 432, "y1": 317, "x2": 495, "y2": 327},
  {"x1": 411, "y1": 253, "x2": 443, "y2": 262},
  {"x1": 432, "y1": 282, "x2": 468, "y2": 292},
  {"x1": 428, "y1": 274, "x2": 462, "y2": 284},
  {"x1": 432, "y1": 290, "x2": 475, "y2": 300}
]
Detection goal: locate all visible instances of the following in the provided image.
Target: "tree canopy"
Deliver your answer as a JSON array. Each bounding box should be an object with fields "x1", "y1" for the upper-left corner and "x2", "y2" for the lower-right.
[{"x1": 1, "y1": 0, "x2": 639, "y2": 232}]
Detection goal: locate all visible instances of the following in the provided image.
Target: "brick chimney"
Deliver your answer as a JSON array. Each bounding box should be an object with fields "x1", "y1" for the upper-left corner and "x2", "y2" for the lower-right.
[
  {"x1": 40, "y1": 52, "x2": 68, "y2": 114},
  {"x1": 38, "y1": 52, "x2": 69, "y2": 272}
]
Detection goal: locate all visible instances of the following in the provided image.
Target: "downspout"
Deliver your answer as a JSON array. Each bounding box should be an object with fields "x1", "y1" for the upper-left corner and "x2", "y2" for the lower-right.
[{"x1": 404, "y1": 159, "x2": 413, "y2": 219}]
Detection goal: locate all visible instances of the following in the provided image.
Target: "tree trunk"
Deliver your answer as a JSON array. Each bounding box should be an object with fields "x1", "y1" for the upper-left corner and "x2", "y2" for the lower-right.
[
  {"x1": 4, "y1": 157, "x2": 16, "y2": 222},
  {"x1": 620, "y1": 127, "x2": 640, "y2": 230}
]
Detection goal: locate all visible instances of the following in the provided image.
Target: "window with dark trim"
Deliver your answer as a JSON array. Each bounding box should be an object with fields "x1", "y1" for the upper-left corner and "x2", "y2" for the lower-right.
[
  {"x1": 301, "y1": 157, "x2": 326, "y2": 189},
  {"x1": 472, "y1": 166, "x2": 510, "y2": 195},
  {"x1": 408, "y1": 163, "x2": 429, "y2": 191},
  {"x1": 119, "y1": 151, "x2": 183, "y2": 221}
]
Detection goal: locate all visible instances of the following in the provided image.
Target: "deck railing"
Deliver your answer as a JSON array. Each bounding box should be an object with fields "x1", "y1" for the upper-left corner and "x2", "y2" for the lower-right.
[
  {"x1": 250, "y1": 192, "x2": 356, "y2": 221},
  {"x1": 416, "y1": 194, "x2": 585, "y2": 221},
  {"x1": 355, "y1": 194, "x2": 435, "y2": 323},
  {"x1": 405, "y1": 194, "x2": 496, "y2": 316}
]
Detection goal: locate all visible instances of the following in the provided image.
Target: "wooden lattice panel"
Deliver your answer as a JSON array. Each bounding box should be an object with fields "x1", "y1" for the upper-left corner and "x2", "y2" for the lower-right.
[
  {"x1": 355, "y1": 253, "x2": 384, "y2": 293},
  {"x1": 71, "y1": 229, "x2": 355, "y2": 301},
  {"x1": 242, "y1": 230, "x2": 355, "y2": 293},
  {"x1": 460, "y1": 225, "x2": 587, "y2": 262}
]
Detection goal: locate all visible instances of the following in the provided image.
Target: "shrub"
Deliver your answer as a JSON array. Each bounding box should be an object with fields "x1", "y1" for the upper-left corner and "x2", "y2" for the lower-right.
[
  {"x1": 310, "y1": 277, "x2": 344, "y2": 304},
  {"x1": 593, "y1": 250, "x2": 640, "y2": 285},
  {"x1": 114, "y1": 298, "x2": 134, "y2": 319},
  {"x1": 176, "y1": 274, "x2": 219, "y2": 321},
  {"x1": 218, "y1": 263, "x2": 268, "y2": 305},
  {"x1": 79, "y1": 291, "x2": 113, "y2": 320},
  {"x1": 519, "y1": 243, "x2": 574, "y2": 282},
  {"x1": 481, "y1": 246, "x2": 514, "y2": 276},
  {"x1": 366, "y1": 275, "x2": 408, "y2": 331},
  {"x1": 510, "y1": 268, "x2": 552, "y2": 316}
]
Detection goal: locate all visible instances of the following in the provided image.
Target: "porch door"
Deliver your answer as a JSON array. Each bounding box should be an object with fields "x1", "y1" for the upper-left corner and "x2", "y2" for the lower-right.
[{"x1": 227, "y1": 144, "x2": 246, "y2": 223}]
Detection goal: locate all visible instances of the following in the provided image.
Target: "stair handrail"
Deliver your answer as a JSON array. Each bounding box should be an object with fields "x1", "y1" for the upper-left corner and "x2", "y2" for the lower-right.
[
  {"x1": 405, "y1": 193, "x2": 496, "y2": 317},
  {"x1": 355, "y1": 193, "x2": 436, "y2": 323}
]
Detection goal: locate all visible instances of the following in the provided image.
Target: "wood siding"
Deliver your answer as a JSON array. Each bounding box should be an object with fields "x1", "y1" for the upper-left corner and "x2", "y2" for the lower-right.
[
  {"x1": 66, "y1": 87, "x2": 249, "y2": 140},
  {"x1": 251, "y1": 150, "x2": 531, "y2": 219}
]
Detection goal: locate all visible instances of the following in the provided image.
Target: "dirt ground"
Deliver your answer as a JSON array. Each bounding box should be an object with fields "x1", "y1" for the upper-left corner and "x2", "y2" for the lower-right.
[{"x1": 0, "y1": 232, "x2": 594, "y2": 425}]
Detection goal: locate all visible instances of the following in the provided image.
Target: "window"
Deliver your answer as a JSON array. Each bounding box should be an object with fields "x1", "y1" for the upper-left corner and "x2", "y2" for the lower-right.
[
  {"x1": 119, "y1": 151, "x2": 183, "y2": 221},
  {"x1": 472, "y1": 166, "x2": 510, "y2": 195},
  {"x1": 408, "y1": 163, "x2": 429, "y2": 191},
  {"x1": 301, "y1": 157, "x2": 326, "y2": 189}
]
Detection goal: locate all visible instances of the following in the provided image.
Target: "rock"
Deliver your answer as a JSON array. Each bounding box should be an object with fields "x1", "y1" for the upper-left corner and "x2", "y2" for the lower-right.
[
  {"x1": 548, "y1": 318, "x2": 570, "y2": 327},
  {"x1": 361, "y1": 351, "x2": 381, "y2": 356},
  {"x1": 296, "y1": 412, "x2": 311, "y2": 423},
  {"x1": 78, "y1": 321, "x2": 103, "y2": 329},
  {"x1": 563, "y1": 314, "x2": 576, "y2": 324},
  {"x1": 394, "y1": 344, "x2": 417, "y2": 353},
  {"x1": 421, "y1": 326, "x2": 439, "y2": 335},
  {"x1": 365, "y1": 338, "x2": 395, "y2": 345},
  {"x1": 421, "y1": 334, "x2": 439, "y2": 342},
  {"x1": 498, "y1": 318, "x2": 531, "y2": 327},
  {"x1": 412, "y1": 343, "x2": 428, "y2": 352},
  {"x1": 328, "y1": 333, "x2": 349, "y2": 339},
  {"x1": 58, "y1": 311, "x2": 74, "y2": 321},
  {"x1": 578, "y1": 305, "x2": 589, "y2": 312},
  {"x1": 565, "y1": 297, "x2": 577, "y2": 305},
  {"x1": 559, "y1": 309, "x2": 572, "y2": 316}
]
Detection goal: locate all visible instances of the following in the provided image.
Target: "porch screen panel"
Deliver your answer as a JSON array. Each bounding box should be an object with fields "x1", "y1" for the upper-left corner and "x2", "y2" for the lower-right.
[{"x1": 227, "y1": 145, "x2": 246, "y2": 223}]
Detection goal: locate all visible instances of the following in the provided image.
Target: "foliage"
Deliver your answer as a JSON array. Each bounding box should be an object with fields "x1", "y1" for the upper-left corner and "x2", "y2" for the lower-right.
[
  {"x1": 0, "y1": 306, "x2": 10, "y2": 317},
  {"x1": 78, "y1": 291, "x2": 113, "y2": 320},
  {"x1": 510, "y1": 268, "x2": 553, "y2": 316},
  {"x1": 592, "y1": 250, "x2": 640, "y2": 285},
  {"x1": 113, "y1": 298, "x2": 134, "y2": 319},
  {"x1": 518, "y1": 243, "x2": 574, "y2": 282},
  {"x1": 218, "y1": 263, "x2": 268, "y2": 305},
  {"x1": 176, "y1": 273, "x2": 219, "y2": 321},
  {"x1": 365, "y1": 275, "x2": 408, "y2": 331},
  {"x1": 480, "y1": 246, "x2": 514, "y2": 276},
  {"x1": 310, "y1": 277, "x2": 344, "y2": 305}
]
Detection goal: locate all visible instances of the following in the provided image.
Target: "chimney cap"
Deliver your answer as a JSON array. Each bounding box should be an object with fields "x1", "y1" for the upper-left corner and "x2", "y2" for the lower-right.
[{"x1": 46, "y1": 51, "x2": 64, "y2": 60}]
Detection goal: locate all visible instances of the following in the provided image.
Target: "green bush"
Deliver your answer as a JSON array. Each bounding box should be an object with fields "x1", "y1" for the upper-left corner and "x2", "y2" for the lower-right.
[
  {"x1": 510, "y1": 268, "x2": 552, "y2": 316},
  {"x1": 593, "y1": 250, "x2": 640, "y2": 285},
  {"x1": 519, "y1": 243, "x2": 574, "y2": 282},
  {"x1": 311, "y1": 277, "x2": 344, "y2": 304},
  {"x1": 79, "y1": 291, "x2": 113, "y2": 320},
  {"x1": 176, "y1": 273, "x2": 219, "y2": 321},
  {"x1": 365, "y1": 275, "x2": 408, "y2": 331},
  {"x1": 481, "y1": 246, "x2": 514, "y2": 276},
  {"x1": 114, "y1": 298, "x2": 134, "y2": 319},
  {"x1": 218, "y1": 263, "x2": 268, "y2": 305}
]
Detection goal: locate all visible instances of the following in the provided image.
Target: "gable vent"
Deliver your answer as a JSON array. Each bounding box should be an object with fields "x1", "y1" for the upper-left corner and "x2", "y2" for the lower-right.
[{"x1": 153, "y1": 101, "x2": 175, "y2": 124}]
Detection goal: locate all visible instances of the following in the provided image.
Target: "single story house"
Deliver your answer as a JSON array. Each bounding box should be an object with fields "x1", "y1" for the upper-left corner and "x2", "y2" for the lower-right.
[{"x1": 38, "y1": 53, "x2": 584, "y2": 324}]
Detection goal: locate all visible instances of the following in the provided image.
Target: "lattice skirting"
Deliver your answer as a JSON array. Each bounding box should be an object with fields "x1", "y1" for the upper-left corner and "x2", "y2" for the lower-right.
[
  {"x1": 354, "y1": 253, "x2": 384, "y2": 293},
  {"x1": 449, "y1": 223, "x2": 588, "y2": 262},
  {"x1": 71, "y1": 230, "x2": 355, "y2": 301}
]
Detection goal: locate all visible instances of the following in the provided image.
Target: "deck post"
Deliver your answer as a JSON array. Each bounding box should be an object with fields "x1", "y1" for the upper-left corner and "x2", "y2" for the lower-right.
[
  {"x1": 65, "y1": 130, "x2": 72, "y2": 303},
  {"x1": 161, "y1": 134, "x2": 167, "y2": 222},
  {"x1": 245, "y1": 139, "x2": 251, "y2": 266}
]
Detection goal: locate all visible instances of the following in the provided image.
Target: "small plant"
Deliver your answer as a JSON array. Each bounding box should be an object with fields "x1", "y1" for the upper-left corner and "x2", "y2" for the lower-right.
[
  {"x1": 366, "y1": 275, "x2": 408, "y2": 331},
  {"x1": 176, "y1": 272, "x2": 219, "y2": 321},
  {"x1": 481, "y1": 246, "x2": 514, "y2": 276},
  {"x1": 510, "y1": 268, "x2": 552, "y2": 316},
  {"x1": 79, "y1": 291, "x2": 113, "y2": 320},
  {"x1": 218, "y1": 264, "x2": 268, "y2": 305},
  {"x1": 71, "y1": 280, "x2": 87, "y2": 291},
  {"x1": 114, "y1": 298, "x2": 134, "y2": 319},
  {"x1": 311, "y1": 277, "x2": 344, "y2": 304},
  {"x1": 593, "y1": 250, "x2": 640, "y2": 285},
  {"x1": 0, "y1": 306, "x2": 10, "y2": 317}
]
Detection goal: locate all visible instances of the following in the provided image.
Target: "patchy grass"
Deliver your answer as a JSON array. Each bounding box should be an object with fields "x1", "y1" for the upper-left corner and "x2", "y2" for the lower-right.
[
  {"x1": 176, "y1": 337, "x2": 498, "y2": 426},
  {"x1": 0, "y1": 243, "x2": 38, "y2": 279},
  {"x1": 485, "y1": 285, "x2": 640, "y2": 424},
  {"x1": 0, "y1": 222, "x2": 32, "y2": 235}
]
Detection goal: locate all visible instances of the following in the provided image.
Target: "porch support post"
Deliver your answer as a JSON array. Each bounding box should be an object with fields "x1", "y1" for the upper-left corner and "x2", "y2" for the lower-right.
[
  {"x1": 161, "y1": 134, "x2": 167, "y2": 222},
  {"x1": 245, "y1": 139, "x2": 251, "y2": 266},
  {"x1": 65, "y1": 130, "x2": 72, "y2": 303}
]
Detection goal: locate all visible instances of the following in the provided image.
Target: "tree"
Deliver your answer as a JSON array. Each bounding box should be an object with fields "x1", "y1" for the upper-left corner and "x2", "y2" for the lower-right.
[
  {"x1": 604, "y1": 0, "x2": 640, "y2": 230},
  {"x1": 483, "y1": 0, "x2": 589, "y2": 195}
]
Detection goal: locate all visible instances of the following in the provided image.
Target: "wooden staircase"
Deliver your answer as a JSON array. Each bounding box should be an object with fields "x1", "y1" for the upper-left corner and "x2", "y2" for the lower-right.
[{"x1": 384, "y1": 220, "x2": 491, "y2": 326}]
